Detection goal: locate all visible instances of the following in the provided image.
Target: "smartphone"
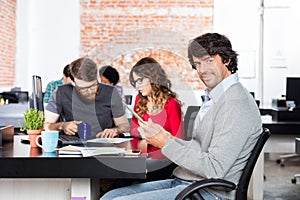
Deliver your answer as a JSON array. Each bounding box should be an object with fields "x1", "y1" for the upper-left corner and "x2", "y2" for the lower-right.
[
  {"x1": 124, "y1": 149, "x2": 141, "y2": 156},
  {"x1": 123, "y1": 102, "x2": 146, "y2": 125}
]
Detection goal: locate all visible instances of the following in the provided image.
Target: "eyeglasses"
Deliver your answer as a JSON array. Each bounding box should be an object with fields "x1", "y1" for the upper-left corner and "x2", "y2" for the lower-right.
[
  {"x1": 132, "y1": 77, "x2": 146, "y2": 87},
  {"x1": 192, "y1": 57, "x2": 215, "y2": 70},
  {"x1": 75, "y1": 81, "x2": 99, "y2": 92}
]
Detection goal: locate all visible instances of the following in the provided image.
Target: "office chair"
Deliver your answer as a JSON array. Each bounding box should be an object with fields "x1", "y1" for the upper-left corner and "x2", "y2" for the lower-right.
[
  {"x1": 175, "y1": 128, "x2": 271, "y2": 200},
  {"x1": 291, "y1": 173, "x2": 300, "y2": 184},
  {"x1": 184, "y1": 106, "x2": 200, "y2": 140},
  {"x1": 276, "y1": 153, "x2": 300, "y2": 167},
  {"x1": 291, "y1": 138, "x2": 300, "y2": 184},
  {"x1": 276, "y1": 131, "x2": 300, "y2": 168}
]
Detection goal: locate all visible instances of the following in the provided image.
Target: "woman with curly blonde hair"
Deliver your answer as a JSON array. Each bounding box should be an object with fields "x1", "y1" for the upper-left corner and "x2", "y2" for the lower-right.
[{"x1": 129, "y1": 57, "x2": 183, "y2": 157}]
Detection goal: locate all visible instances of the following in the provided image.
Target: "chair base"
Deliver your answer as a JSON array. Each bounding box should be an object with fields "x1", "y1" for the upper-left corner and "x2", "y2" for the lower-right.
[
  {"x1": 276, "y1": 153, "x2": 300, "y2": 167},
  {"x1": 291, "y1": 173, "x2": 300, "y2": 184}
]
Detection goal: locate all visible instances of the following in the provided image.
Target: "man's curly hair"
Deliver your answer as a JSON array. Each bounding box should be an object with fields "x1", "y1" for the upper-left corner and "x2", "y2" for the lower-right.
[{"x1": 188, "y1": 33, "x2": 238, "y2": 74}]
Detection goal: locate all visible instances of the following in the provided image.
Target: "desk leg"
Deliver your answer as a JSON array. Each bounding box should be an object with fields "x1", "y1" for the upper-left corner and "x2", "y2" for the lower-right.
[
  {"x1": 71, "y1": 178, "x2": 100, "y2": 200},
  {"x1": 248, "y1": 150, "x2": 264, "y2": 200}
]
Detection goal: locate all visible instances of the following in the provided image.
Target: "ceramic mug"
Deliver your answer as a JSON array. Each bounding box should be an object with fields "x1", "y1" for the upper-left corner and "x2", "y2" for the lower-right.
[
  {"x1": 36, "y1": 131, "x2": 59, "y2": 152},
  {"x1": 78, "y1": 123, "x2": 91, "y2": 140}
]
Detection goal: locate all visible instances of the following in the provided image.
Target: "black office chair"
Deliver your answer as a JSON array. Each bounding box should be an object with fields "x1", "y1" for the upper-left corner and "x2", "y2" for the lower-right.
[
  {"x1": 184, "y1": 106, "x2": 200, "y2": 140},
  {"x1": 175, "y1": 128, "x2": 271, "y2": 200}
]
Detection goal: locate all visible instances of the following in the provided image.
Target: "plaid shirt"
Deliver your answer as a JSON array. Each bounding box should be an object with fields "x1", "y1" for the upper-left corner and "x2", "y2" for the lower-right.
[{"x1": 43, "y1": 78, "x2": 63, "y2": 103}]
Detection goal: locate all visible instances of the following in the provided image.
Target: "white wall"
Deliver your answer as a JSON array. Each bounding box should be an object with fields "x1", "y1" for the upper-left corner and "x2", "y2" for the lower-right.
[
  {"x1": 214, "y1": 0, "x2": 261, "y2": 101},
  {"x1": 214, "y1": 0, "x2": 300, "y2": 107},
  {"x1": 10, "y1": 0, "x2": 300, "y2": 107},
  {"x1": 15, "y1": 0, "x2": 80, "y2": 92},
  {"x1": 263, "y1": 0, "x2": 300, "y2": 106}
]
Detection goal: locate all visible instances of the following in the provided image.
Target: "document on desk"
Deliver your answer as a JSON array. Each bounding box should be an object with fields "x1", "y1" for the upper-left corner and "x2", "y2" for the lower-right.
[
  {"x1": 86, "y1": 138, "x2": 132, "y2": 144},
  {"x1": 58, "y1": 145, "x2": 84, "y2": 155},
  {"x1": 58, "y1": 145, "x2": 126, "y2": 157},
  {"x1": 80, "y1": 147, "x2": 125, "y2": 157}
]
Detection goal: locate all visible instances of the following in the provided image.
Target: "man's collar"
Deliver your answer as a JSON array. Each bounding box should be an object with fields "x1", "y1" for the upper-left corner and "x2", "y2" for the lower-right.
[{"x1": 207, "y1": 73, "x2": 239, "y2": 103}]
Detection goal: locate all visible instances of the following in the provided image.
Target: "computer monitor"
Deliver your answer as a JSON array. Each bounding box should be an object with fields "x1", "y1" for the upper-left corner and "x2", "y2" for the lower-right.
[
  {"x1": 29, "y1": 75, "x2": 44, "y2": 112},
  {"x1": 286, "y1": 77, "x2": 300, "y2": 107}
]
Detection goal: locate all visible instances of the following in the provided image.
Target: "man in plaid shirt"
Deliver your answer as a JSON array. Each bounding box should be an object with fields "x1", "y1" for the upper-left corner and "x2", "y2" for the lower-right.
[{"x1": 43, "y1": 64, "x2": 74, "y2": 103}]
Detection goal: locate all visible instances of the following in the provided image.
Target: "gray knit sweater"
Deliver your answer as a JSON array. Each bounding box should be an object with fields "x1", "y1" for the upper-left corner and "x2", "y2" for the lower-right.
[{"x1": 162, "y1": 82, "x2": 262, "y2": 199}]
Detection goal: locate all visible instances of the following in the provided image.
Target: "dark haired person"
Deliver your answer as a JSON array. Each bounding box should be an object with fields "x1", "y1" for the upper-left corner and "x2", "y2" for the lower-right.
[
  {"x1": 99, "y1": 65, "x2": 124, "y2": 99},
  {"x1": 101, "y1": 33, "x2": 262, "y2": 200},
  {"x1": 44, "y1": 57, "x2": 129, "y2": 139},
  {"x1": 99, "y1": 65, "x2": 120, "y2": 85},
  {"x1": 43, "y1": 64, "x2": 74, "y2": 103},
  {"x1": 128, "y1": 57, "x2": 183, "y2": 157}
]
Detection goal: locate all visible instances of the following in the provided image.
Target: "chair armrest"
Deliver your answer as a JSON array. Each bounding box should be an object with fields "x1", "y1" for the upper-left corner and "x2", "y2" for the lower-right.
[{"x1": 175, "y1": 178, "x2": 236, "y2": 200}]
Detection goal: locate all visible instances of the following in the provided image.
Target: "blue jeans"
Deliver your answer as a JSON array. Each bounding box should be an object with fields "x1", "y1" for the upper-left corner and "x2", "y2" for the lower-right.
[{"x1": 100, "y1": 178, "x2": 226, "y2": 200}]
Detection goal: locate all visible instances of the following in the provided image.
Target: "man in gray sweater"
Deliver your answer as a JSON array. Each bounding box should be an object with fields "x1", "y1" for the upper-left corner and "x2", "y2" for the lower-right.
[{"x1": 101, "y1": 33, "x2": 262, "y2": 200}]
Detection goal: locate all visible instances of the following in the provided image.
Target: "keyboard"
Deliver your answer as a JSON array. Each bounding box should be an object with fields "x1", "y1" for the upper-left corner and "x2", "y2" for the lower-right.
[{"x1": 59, "y1": 134, "x2": 86, "y2": 145}]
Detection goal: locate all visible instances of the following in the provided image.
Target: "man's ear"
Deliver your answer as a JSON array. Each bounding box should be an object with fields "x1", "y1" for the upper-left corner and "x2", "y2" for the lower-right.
[{"x1": 224, "y1": 59, "x2": 231, "y2": 66}]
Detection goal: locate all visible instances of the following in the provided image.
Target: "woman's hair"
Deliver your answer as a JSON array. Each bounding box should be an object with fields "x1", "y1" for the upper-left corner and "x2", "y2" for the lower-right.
[
  {"x1": 188, "y1": 33, "x2": 238, "y2": 74},
  {"x1": 99, "y1": 65, "x2": 120, "y2": 85},
  {"x1": 129, "y1": 57, "x2": 180, "y2": 116}
]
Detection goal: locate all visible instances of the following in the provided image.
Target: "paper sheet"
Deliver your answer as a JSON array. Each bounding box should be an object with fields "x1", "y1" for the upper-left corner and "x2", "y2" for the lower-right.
[{"x1": 86, "y1": 138, "x2": 132, "y2": 144}]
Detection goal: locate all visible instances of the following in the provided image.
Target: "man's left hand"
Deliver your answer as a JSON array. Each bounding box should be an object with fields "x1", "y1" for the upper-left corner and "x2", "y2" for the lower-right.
[
  {"x1": 139, "y1": 119, "x2": 172, "y2": 148},
  {"x1": 96, "y1": 128, "x2": 118, "y2": 138}
]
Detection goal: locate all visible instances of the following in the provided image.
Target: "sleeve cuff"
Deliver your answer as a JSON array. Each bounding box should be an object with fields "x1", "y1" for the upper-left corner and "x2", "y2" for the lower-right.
[{"x1": 162, "y1": 137, "x2": 185, "y2": 158}]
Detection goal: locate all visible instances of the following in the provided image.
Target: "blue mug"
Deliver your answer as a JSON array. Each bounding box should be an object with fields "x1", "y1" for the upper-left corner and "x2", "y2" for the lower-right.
[
  {"x1": 36, "y1": 131, "x2": 59, "y2": 152},
  {"x1": 78, "y1": 123, "x2": 91, "y2": 140}
]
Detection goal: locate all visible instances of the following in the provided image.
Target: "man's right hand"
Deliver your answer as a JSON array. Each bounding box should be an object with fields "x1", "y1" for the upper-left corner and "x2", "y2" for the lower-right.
[{"x1": 60, "y1": 121, "x2": 82, "y2": 135}]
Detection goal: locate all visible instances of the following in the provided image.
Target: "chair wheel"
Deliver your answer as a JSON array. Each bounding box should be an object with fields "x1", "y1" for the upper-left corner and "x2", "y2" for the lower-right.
[
  {"x1": 291, "y1": 178, "x2": 297, "y2": 184},
  {"x1": 276, "y1": 159, "x2": 281, "y2": 164},
  {"x1": 276, "y1": 159, "x2": 285, "y2": 167}
]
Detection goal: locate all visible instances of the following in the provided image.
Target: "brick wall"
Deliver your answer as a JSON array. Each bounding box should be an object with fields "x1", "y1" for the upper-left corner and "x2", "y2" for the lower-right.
[
  {"x1": 80, "y1": 0, "x2": 214, "y2": 90},
  {"x1": 0, "y1": 1, "x2": 213, "y2": 90},
  {"x1": 0, "y1": 0, "x2": 16, "y2": 87}
]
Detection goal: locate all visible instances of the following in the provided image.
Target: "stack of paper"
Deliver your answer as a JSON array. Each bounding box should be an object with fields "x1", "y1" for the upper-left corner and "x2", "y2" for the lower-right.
[
  {"x1": 80, "y1": 147, "x2": 125, "y2": 157},
  {"x1": 58, "y1": 145, "x2": 126, "y2": 157},
  {"x1": 59, "y1": 145, "x2": 82, "y2": 155},
  {"x1": 86, "y1": 138, "x2": 132, "y2": 144}
]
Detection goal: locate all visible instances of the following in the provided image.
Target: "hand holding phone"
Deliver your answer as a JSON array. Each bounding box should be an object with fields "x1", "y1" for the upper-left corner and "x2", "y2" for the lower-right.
[{"x1": 123, "y1": 102, "x2": 146, "y2": 125}]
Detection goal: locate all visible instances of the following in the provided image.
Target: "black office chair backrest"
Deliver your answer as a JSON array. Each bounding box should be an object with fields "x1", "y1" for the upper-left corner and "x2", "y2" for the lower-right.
[
  {"x1": 184, "y1": 106, "x2": 200, "y2": 140},
  {"x1": 235, "y1": 127, "x2": 271, "y2": 199},
  {"x1": 124, "y1": 95, "x2": 132, "y2": 105}
]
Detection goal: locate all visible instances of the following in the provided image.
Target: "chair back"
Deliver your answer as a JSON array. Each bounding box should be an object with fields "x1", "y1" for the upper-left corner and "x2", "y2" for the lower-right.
[
  {"x1": 235, "y1": 128, "x2": 271, "y2": 199},
  {"x1": 184, "y1": 106, "x2": 200, "y2": 140}
]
